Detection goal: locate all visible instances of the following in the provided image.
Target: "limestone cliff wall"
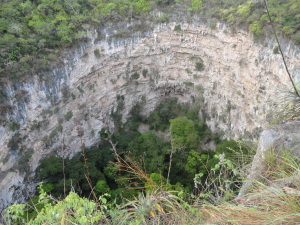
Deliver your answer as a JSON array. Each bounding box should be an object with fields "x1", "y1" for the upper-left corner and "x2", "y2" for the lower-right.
[{"x1": 0, "y1": 21, "x2": 299, "y2": 209}]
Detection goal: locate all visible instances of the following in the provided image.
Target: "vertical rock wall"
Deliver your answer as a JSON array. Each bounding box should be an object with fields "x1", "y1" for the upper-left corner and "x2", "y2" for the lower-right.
[{"x1": 0, "y1": 21, "x2": 299, "y2": 209}]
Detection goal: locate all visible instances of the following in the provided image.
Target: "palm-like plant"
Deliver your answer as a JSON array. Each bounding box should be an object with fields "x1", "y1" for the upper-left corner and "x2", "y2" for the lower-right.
[{"x1": 121, "y1": 189, "x2": 181, "y2": 224}]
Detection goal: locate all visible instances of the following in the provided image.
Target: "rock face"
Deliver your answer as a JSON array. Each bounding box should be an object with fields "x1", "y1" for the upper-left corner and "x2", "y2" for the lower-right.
[
  {"x1": 0, "y1": 20, "x2": 299, "y2": 209},
  {"x1": 238, "y1": 121, "x2": 300, "y2": 197}
]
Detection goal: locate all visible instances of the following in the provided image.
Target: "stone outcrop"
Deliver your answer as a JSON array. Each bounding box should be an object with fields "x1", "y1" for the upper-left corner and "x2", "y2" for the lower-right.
[
  {"x1": 0, "y1": 20, "x2": 299, "y2": 209},
  {"x1": 238, "y1": 121, "x2": 300, "y2": 197}
]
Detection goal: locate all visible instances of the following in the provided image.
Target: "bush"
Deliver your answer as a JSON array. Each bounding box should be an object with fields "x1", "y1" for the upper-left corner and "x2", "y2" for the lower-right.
[
  {"x1": 130, "y1": 72, "x2": 140, "y2": 80},
  {"x1": 7, "y1": 133, "x2": 21, "y2": 150},
  {"x1": 142, "y1": 69, "x2": 148, "y2": 77},
  {"x1": 184, "y1": 81, "x2": 194, "y2": 86},
  {"x1": 174, "y1": 25, "x2": 181, "y2": 31},
  {"x1": 216, "y1": 139, "x2": 250, "y2": 162},
  {"x1": 127, "y1": 131, "x2": 169, "y2": 174},
  {"x1": 94, "y1": 49, "x2": 101, "y2": 58},
  {"x1": 19, "y1": 149, "x2": 34, "y2": 164},
  {"x1": 190, "y1": 0, "x2": 202, "y2": 12},
  {"x1": 273, "y1": 46, "x2": 279, "y2": 54},
  {"x1": 293, "y1": 31, "x2": 300, "y2": 44},
  {"x1": 249, "y1": 21, "x2": 263, "y2": 36},
  {"x1": 8, "y1": 122, "x2": 20, "y2": 131},
  {"x1": 64, "y1": 111, "x2": 73, "y2": 121},
  {"x1": 157, "y1": 0, "x2": 175, "y2": 6},
  {"x1": 209, "y1": 21, "x2": 217, "y2": 29},
  {"x1": 195, "y1": 61, "x2": 204, "y2": 71},
  {"x1": 95, "y1": 180, "x2": 110, "y2": 195},
  {"x1": 31, "y1": 191, "x2": 101, "y2": 224},
  {"x1": 157, "y1": 13, "x2": 169, "y2": 23}
]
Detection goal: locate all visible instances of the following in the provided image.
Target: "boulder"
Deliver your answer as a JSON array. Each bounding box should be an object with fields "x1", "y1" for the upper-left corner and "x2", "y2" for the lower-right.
[{"x1": 238, "y1": 121, "x2": 300, "y2": 197}]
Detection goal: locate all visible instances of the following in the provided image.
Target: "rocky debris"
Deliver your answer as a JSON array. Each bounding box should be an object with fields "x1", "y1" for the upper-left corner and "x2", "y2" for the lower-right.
[{"x1": 238, "y1": 121, "x2": 300, "y2": 197}]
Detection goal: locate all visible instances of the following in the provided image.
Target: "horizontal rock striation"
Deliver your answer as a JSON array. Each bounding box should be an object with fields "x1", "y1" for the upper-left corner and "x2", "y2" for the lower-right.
[{"x1": 0, "y1": 21, "x2": 299, "y2": 209}]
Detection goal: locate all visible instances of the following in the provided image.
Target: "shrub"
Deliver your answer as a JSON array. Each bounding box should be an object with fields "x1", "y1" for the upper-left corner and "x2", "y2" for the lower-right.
[
  {"x1": 209, "y1": 21, "x2": 217, "y2": 29},
  {"x1": 64, "y1": 111, "x2": 73, "y2": 121},
  {"x1": 77, "y1": 86, "x2": 84, "y2": 93},
  {"x1": 117, "y1": 101, "x2": 124, "y2": 111},
  {"x1": 184, "y1": 81, "x2": 194, "y2": 86},
  {"x1": 19, "y1": 149, "x2": 34, "y2": 164},
  {"x1": 249, "y1": 21, "x2": 263, "y2": 36},
  {"x1": 130, "y1": 72, "x2": 140, "y2": 80},
  {"x1": 157, "y1": 13, "x2": 169, "y2": 23},
  {"x1": 8, "y1": 122, "x2": 20, "y2": 131},
  {"x1": 94, "y1": 49, "x2": 101, "y2": 58},
  {"x1": 111, "y1": 30, "x2": 131, "y2": 39},
  {"x1": 236, "y1": 1, "x2": 253, "y2": 19},
  {"x1": 31, "y1": 191, "x2": 101, "y2": 224},
  {"x1": 170, "y1": 117, "x2": 199, "y2": 151},
  {"x1": 142, "y1": 69, "x2": 148, "y2": 77},
  {"x1": 95, "y1": 180, "x2": 110, "y2": 195},
  {"x1": 39, "y1": 156, "x2": 63, "y2": 180},
  {"x1": 127, "y1": 131, "x2": 169, "y2": 174},
  {"x1": 48, "y1": 125, "x2": 63, "y2": 140},
  {"x1": 191, "y1": 56, "x2": 205, "y2": 71},
  {"x1": 157, "y1": 0, "x2": 174, "y2": 6},
  {"x1": 57, "y1": 118, "x2": 64, "y2": 124},
  {"x1": 293, "y1": 31, "x2": 300, "y2": 44},
  {"x1": 190, "y1": 0, "x2": 202, "y2": 12},
  {"x1": 273, "y1": 46, "x2": 279, "y2": 54},
  {"x1": 195, "y1": 61, "x2": 204, "y2": 71},
  {"x1": 174, "y1": 25, "x2": 181, "y2": 31},
  {"x1": 7, "y1": 133, "x2": 21, "y2": 150}
]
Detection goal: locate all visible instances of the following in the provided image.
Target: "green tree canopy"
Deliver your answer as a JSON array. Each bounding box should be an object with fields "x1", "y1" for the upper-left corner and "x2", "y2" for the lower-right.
[
  {"x1": 127, "y1": 131, "x2": 169, "y2": 174},
  {"x1": 170, "y1": 116, "x2": 199, "y2": 151}
]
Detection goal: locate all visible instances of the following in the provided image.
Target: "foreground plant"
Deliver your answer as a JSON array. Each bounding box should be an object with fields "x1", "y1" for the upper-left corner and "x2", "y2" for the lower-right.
[
  {"x1": 199, "y1": 148, "x2": 300, "y2": 225},
  {"x1": 121, "y1": 189, "x2": 181, "y2": 224},
  {"x1": 3, "y1": 184, "x2": 104, "y2": 224}
]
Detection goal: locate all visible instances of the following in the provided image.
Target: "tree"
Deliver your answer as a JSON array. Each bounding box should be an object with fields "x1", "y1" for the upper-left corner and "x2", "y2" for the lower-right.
[
  {"x1": 249, "y1": 20, "x2": 263, "y2": 36},
  {"x1": 190, "y1": 0, "x2": 202, "y2": 12},
  {"x1": 95, "y1": 180, "x2": 110, "y2": 195},
  {"x1": 39, "y1": 156, "x2": 63, "y2": 181},
  {"x1": 168, "y1": 117, "x2": 200, "y2": 184},
  {"x1": 215, "y1": 139, "x2": 248, "y2": 161},
  {"x1": 169, "y1": 116, "x2": 199, "y2": 151},
  {"x1": 145, "y1": 173, "x2": 169, "y2": 191},
  {"x1": 127, "y1": 131, "x2": 169, "y2": 174},
  {"x1": 185, "y1": 149, "x2": 217, "y2": 177},
  {"x1": 134, "y1": 0, "x2": 150, "y2": 15}
]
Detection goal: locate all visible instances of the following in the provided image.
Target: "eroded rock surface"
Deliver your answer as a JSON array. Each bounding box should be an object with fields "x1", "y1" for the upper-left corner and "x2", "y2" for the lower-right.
[
  {"x1": 238, "y1": 121, "x2": 300, "y2": 197},
  {"x1": 0, "y1": 21, "x2": 299, "y2": 209}
]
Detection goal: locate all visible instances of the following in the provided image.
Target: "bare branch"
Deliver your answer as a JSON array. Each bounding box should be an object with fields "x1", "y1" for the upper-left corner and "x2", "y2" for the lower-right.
[{"x1": 263, "y1": 0, "x2": 300, "y2": 97}]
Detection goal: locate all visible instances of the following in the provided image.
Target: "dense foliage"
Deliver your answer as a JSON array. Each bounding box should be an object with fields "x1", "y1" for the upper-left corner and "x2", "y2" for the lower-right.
[
  {"x1": 205, "y1": 0, "x2": 300, "y2": 41},
  {"x1": 1, "y1": 0, "x2": 300, "y2": 79},
  {"x1": 0, "y1": 0, "x2": 153, "y2": 79},
  {"x1": 5, "y1": 150, "x2": 300, "y2": 224},
  {"x1": 7, "y1": 99, "x2": 253, "y2": 223},
  {"x1": 3, "y1": 0, "x2": 300, "y2": 222}
]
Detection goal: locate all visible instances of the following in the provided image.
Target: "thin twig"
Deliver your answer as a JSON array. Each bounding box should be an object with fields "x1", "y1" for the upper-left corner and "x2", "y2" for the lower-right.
[
  {"x1": 167, "y1": 127, "x2": 174, "y2": 185},
  {"x1": 62, "y1": 136, "x2": 66, "y2": 198},
  {"x1": 263, "y1": 0, "x2": 300, "y2": 97},
  {"x1": 77, "y1": 127, "x2": 99, "y2": 205},
  {"x1": 167, "y1": 152, "x2": 173, "y2": 186},
  {"x1": 107, "y1": 132, "x2": 119, "y2": 162},
  {"x1": 105, "y1": 130, "x2": 159, "y2": 192}
]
